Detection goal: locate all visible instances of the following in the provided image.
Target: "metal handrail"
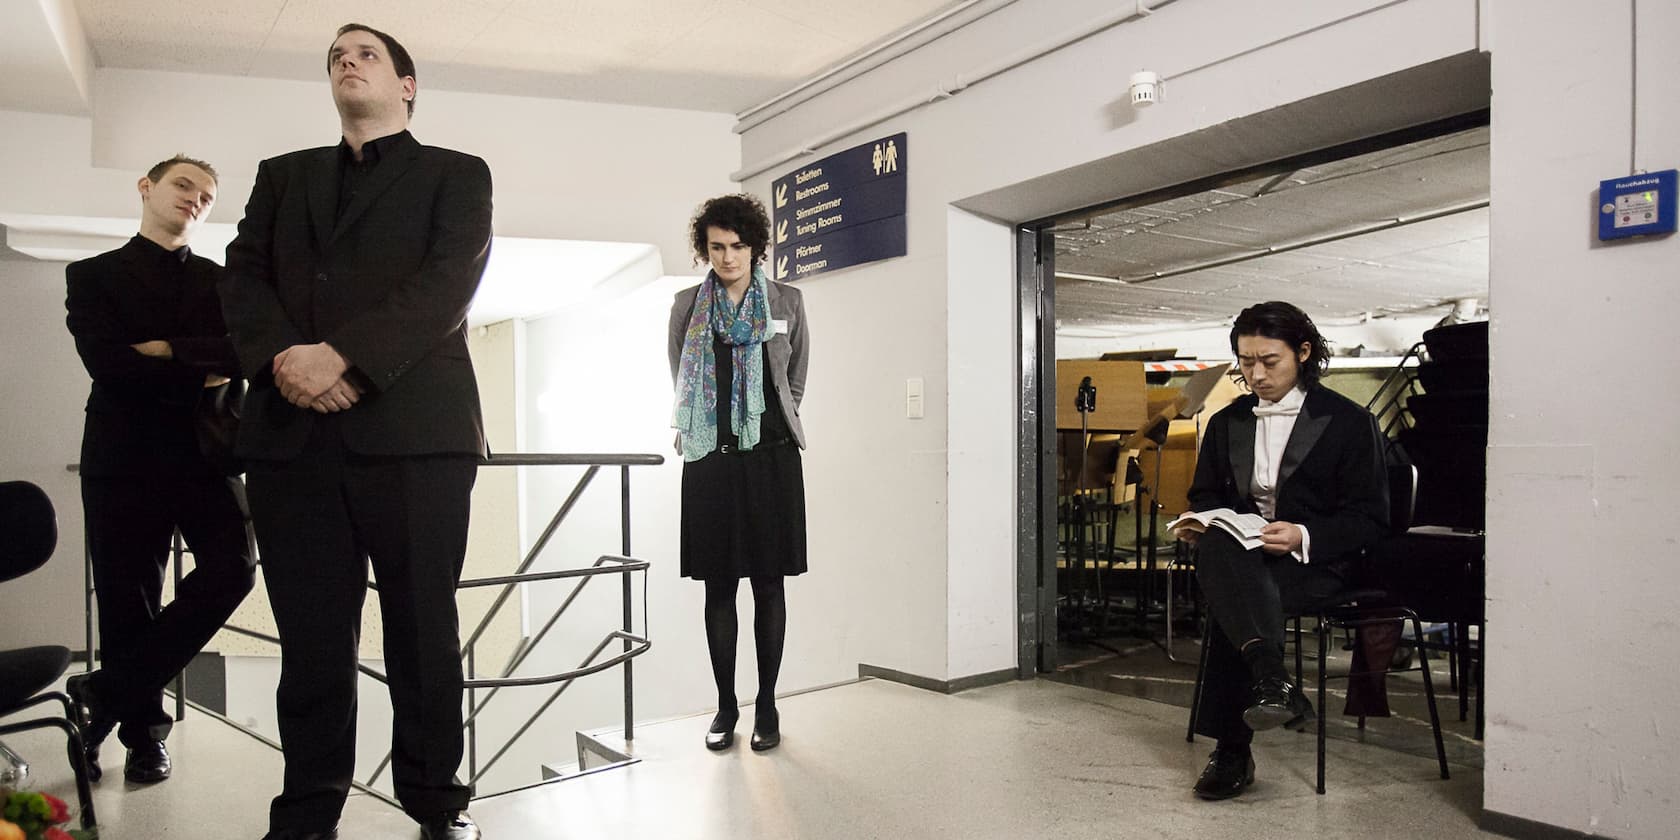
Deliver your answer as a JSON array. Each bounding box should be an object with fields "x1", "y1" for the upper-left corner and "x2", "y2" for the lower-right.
[
  {"x1": 1366, "y1": 341, "x2": 1427, "y2": 439},
  {"x1": 365, "y1": 456, "x2": 658, "y2": 794},
  {"x1": 361, "y1": 554, "x2": 648, "y2": 782},
  {"x1": 95, "y1": 452, "x2": 663, "y2": 803},
  {"x1": 464, "y1": 631, "x2": 651, "y2": 784}
]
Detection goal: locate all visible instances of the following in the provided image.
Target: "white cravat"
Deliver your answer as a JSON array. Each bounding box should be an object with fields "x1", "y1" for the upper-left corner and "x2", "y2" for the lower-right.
[{"x1": 1251, "y1": 386, "x2": 1312, "y2": 562}]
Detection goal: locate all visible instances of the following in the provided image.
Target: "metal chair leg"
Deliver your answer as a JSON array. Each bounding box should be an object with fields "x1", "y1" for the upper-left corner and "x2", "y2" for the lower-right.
[
  {"x1": 0, "y1": 717, "x2": 96, "y2": 830},
  {"x1": 1411, "y1": 614, "x2": 1450, "y2": 780},
  {"x1": 1474, "y1": 620, "x2": 1486, "y2": 741},
  {"x1": 1316, "y1": 617, "x2": 1328, "y2": 795},
  {"x1": 0, "y1": 738, "x2": 27, "y2": 787},
  {"x1": 1446, "y1": 622, "x2": 1459, "y2": 692},
  {"x1": 1293, "y1": 617, "x2": 1305, "y2": 684}
]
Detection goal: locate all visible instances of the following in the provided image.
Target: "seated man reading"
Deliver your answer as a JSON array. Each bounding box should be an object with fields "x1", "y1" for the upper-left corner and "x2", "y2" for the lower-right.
[{"x1": 1176, "y1": 300, "x2": 1388, "y2": 800}]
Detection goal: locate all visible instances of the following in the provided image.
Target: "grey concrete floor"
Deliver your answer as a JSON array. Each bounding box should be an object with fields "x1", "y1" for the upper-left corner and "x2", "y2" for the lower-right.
[
  {"x1": 1050, "y1": 627, "x2": 1486, "y2": 772},
  {"x1": 3, "y1": 676, "x2": 1492, "y2": 839}
]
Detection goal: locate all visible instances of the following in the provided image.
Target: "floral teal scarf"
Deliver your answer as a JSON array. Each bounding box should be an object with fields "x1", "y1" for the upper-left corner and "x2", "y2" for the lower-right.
[{"x1": 673, "y1": 267, "x2": 772, "y2": 462}]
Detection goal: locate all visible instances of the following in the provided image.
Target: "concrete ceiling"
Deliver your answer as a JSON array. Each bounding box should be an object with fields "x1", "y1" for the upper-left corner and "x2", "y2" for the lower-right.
[
  {"x1": 69, "y1": 0, "x2": 958, "y2": 112},
  {"x1": 1054, "y1": 124, "x2": 1489, "y2": 331}
]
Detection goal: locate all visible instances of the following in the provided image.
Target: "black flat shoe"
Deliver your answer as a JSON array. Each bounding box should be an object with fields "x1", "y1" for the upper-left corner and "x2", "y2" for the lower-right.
[
  {"x1": 750, "y1": 708, "x2": 780, "y2": 752},
  {"x1": 260, "y1": 830, "x2": 339, "y2": 840},
  {"x1": 124, "y1": 739, "x2": 171, "y2": 784},
  {"x1": 1193, "y1": 747, "x2": 1255, "y2": 800},
  {"x1": 65, "y1": 673, "x2": 114, "y2": 782},
  {"x1": 1242, "y1": 676, "x2": 1313, "y2": 732},
  {"x1": 705, "y1": 711, "x2": 737, "y2": 751}
]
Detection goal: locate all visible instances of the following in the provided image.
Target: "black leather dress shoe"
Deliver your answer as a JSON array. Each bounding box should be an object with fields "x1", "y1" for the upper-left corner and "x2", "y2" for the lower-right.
[
  {"x1": 1282, "y1": 687, "x2": 1318, "y2": 732},
  {"x1": 419, "y1": 812, "x2": 481, "y2": 840},
  {"x1": 1242, "y1": 676, "x2": 1314, "y2": 732},
  {"x1": 705, "y1": 711, "x2": 737, "y2": 751},
  {"x1": 65, "y1": 673, "x2": 114, "y2": 782},
  {"x1": 259, "y1": 830, "x2": 339, "y2": 840},
  {"x1": 124, "y1": 739, "x2": 171, "y2": 784},
  {"x1": 1193, "y1": 748, "x2": 1255, "y2": 800}
]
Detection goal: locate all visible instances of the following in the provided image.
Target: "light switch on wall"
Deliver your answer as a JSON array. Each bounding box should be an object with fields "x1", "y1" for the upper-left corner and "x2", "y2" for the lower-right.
[{"x1": 906, "y1": 377, "x2": 924, "y2": 419}]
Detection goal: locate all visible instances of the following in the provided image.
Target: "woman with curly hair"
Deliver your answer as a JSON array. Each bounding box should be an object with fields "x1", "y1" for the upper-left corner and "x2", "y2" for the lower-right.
[{"x1": 668, "y1": 193, "x2": 810, "y2": 752}]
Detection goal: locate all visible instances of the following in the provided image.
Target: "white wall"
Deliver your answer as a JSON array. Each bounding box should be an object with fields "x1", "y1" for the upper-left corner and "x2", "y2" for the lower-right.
[
  {"x1": 1485, "y1": 2, "x2": 1680, "y2": 837},
  {"x1": 482, "y1": 272, "x2": 695, "y2": 789},
  {"x1": 739, "y1": 0, "x2": 1482, "y2": 682},
  {"x1": 0, "y1": 257, "x2": 90, "y2": 648},
  {"x1": 946, "y1": 208, "x2": 1018, "y2": 677}
]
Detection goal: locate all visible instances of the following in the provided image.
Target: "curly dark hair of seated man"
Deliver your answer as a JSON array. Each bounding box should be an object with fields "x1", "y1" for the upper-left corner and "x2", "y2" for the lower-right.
[
  {"x1": 1229, "y1": 300, "x2": 1333, "y2": 387},
  {"x1": 690, "y1": 194, "x2": 772, "y2": 267}
]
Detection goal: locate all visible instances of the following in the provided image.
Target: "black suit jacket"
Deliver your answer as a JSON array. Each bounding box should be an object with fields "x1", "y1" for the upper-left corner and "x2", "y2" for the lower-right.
[
  {"x1": 221, "y1": 132, "x2": 493, "y2": 460},
  {"x1": 66, "y1": 238, "x2": 242, "y2": 477},
  {"x1": 1186, "y1": 384, "x2": 1389, "y2": 577}
]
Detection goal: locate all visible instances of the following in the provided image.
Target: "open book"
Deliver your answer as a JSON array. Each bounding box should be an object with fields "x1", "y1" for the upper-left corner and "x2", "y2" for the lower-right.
[{"x1": 1166, "y1": 508, "x2": 1269, "y2": 551}]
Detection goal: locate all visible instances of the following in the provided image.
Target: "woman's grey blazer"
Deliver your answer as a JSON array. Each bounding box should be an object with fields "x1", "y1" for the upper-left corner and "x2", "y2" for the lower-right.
[{"x1": 668, "y1": 279, "x2": 809, "y2": 449}]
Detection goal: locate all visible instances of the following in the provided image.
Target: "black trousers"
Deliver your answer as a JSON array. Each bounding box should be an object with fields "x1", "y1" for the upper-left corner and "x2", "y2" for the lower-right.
[
  {"x1": 1192, "y1": 528, "x2": 1343, "y2": 746},
  {"x1": 80, "y1": 473, "x2": 255, "y2": 748},
  {"x1": 245, "y1": 426, "x2": 477, "y2": 831}
]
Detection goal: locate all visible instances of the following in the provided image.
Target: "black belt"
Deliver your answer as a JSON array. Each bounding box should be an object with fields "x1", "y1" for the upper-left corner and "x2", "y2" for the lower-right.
[{"x1": 717, "y1": 439, "x2": 793, "y2": 455}]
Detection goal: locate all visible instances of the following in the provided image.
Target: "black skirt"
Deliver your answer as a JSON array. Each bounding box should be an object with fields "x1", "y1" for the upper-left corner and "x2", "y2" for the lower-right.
[{"x1": 679, "y1": 341, "x2": 808, "y2": 580}]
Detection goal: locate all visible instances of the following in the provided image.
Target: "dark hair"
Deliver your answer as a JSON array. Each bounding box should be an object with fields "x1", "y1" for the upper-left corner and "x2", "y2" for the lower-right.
[
  {"x1": 331, "y1": 23, "x2": 417, "y2": 117},
  {"x1": 1229, "y1": 301, "x2": 1332, "y2": 386},
  {"x1": 146, "y1": 154, "x2": 218, "y2": 185},
  {"x1": 689, "y1": 194, "x2": 772, "y2": 266}
]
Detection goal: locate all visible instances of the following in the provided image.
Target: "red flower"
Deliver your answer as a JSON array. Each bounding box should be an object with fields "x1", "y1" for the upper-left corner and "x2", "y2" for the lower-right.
[
  {"x1": 45, "y1": 827, "x2": 75, "y2": 840},
  {"x1": 41, "y1": 793, "x2": 70, "y2": 825}
]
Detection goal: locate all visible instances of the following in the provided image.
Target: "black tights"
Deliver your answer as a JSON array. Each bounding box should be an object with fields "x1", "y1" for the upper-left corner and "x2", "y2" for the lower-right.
[{"x1": 703, "y1": 576, "x2": 787, "y2": 728}]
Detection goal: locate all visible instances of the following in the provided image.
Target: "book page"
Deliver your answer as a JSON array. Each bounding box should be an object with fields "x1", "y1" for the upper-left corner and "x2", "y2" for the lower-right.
[{"x1": 1166, "y1": 507, "x2": 1236, "y2": 530}]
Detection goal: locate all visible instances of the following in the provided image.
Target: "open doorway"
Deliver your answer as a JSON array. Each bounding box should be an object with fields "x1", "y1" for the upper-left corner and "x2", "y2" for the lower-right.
[{"x1": 1020, "y1": 112, "x2": 1490, "y2": 769}]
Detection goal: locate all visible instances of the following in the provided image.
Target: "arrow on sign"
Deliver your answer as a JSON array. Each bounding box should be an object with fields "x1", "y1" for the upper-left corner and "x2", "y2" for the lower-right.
[
  {"x1": 777, "y1": 255, "x2": 789, "y2": 280},
  {"x1": 776, "y1": 220, "x2": 788, "y2": 244},
  {"x1": 775, "y1": 184, "x2": 788, "y2": 208}
]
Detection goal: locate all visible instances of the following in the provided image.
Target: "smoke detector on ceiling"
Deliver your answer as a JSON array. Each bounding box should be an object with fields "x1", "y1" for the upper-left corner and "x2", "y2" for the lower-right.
[{"x1": 1129, "y1": 71, "x2": 1161, "y2": 108}]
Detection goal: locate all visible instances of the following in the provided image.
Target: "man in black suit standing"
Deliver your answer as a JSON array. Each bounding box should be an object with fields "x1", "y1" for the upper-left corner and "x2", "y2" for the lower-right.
[
  {"x1": 64, "y1": 155, "x2": 256, "y2": 786},
  {"x1": 220, "y1": 23, "x2": 491, "y2": 840}
]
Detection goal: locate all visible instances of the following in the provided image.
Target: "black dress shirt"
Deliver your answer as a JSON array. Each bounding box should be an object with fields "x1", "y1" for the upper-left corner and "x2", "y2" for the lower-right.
[{"x1": 337, "y1": 130, "x2": 410, "y2": 222}]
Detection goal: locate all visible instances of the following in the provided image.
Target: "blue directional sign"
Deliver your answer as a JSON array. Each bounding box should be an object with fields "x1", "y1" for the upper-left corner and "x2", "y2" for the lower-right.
[{"x1": 770, "y1": 133, "x2": 907, "y2": 281}]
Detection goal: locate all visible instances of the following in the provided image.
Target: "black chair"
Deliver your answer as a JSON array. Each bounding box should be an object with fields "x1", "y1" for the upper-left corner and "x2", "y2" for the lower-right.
[
  {"x1": 1186, "y1": 463, "x2": 1450, "y2": 795},
  {"x1": 0, "y1": 481, "x2": 98, "y2": 831}
]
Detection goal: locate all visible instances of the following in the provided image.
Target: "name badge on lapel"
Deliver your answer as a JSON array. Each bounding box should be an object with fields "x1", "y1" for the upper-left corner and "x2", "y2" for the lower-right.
[{"x1": 770, "y1": 319, "x2": 789, "y2": 336}]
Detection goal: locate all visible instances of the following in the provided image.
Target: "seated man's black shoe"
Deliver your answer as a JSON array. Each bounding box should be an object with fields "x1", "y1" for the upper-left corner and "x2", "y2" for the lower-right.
[
  {"x1": 1281, "y1": 684, "x2": 1317, "y2": 732},
  {"x1": 124, "y1": 739, "x2": 171, "y2": 784},
  {"x1": 65, "y1": 672, "x2": 115, "y2": 782},
  {"x1": 1193, "y1": 747, "x2": 1255, "y2": 800},
  {"x1": 419, "y1": 811, "x2": 481, "y2": 840},
  {"x1": 749, "y1": 707, "x2": 780, "y2": 752},
  {"x1": 1242, "y1": 676, "x2": 1313, "y2": 732},
  {"x1": 260, "y1": 830, "x2": 339, "y2": 840},
  {"x1": 705, "y1": 711, "x2": 737, "y2": 751}
]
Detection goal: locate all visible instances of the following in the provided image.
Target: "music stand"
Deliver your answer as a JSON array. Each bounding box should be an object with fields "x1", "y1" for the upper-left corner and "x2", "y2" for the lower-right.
[
  {"x1": 1117, "y1": 363, "x2": 1232, "y2": 650},
  {"x1": 1061, "y1": 377, "x2": 1125, "y2": 654},
  {"x1": 1159, "y1": 363, "x2": 1230, "y2": 659}
]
